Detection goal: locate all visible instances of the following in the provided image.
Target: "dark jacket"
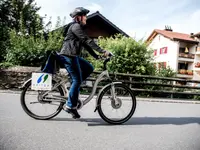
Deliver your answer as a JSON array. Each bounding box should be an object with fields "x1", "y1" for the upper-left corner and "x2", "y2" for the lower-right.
[{"x1": 59, "y1": 22, "x2": 105, "y2": 59}]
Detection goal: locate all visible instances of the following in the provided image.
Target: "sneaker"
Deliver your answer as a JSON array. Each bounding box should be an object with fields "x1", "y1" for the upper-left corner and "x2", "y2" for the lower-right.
[{"x1": 63, "y1": 105, "x2": 81, "y2": 119}]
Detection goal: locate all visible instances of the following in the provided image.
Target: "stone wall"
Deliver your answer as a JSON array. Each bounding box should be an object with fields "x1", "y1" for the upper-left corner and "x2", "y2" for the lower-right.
[{"x1": 0, "y1": 66, "x2": 68, "y2": 90}]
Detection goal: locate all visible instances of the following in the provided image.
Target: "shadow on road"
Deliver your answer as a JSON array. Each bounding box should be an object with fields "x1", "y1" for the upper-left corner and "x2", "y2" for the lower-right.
[{"x1": 50, "y1": 117, "x2": 200, "y2": 126}]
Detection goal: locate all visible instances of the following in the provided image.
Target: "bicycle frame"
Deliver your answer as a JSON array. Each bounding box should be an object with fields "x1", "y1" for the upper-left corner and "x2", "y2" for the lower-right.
[{"x1": 42, "y1": 69, "x2": 113, "y2": 105}]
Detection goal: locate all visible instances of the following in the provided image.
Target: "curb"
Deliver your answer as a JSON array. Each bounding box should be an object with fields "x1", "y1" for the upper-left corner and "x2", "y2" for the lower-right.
[
  {"x1": 0, "y1": 90, "x2": 200, "y2": 104},
  {"x1": 136, "y1": 97, "x2": 200, "y2": 104},
  {"x1": 0, "y1": 90, "x2": 21, "y2": 94}
]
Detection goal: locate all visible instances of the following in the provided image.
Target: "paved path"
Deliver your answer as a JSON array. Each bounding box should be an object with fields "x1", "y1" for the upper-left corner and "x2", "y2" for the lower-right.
[{"x1": 0, "y1": 92, "x2": 200, "y2": 150}]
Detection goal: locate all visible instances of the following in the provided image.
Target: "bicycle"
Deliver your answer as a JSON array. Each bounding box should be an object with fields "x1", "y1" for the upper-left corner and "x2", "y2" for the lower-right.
[{"x1": 20, "y1": 53, "x2": 137, "y2": 125}]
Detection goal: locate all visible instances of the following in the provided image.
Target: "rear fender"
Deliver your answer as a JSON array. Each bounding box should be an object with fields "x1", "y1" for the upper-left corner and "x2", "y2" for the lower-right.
[
  {"x1": 19, "y1": 78, "x2": 67, "y2": 97},
  {"x1": 19, "y1": 78, "x2": 32, "y2": 90}
]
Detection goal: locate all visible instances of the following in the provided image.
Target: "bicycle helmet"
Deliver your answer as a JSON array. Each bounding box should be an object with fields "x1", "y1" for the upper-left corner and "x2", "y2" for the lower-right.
[{"x1": 70, "y1": 7, "x2": 90, "y2": 18}]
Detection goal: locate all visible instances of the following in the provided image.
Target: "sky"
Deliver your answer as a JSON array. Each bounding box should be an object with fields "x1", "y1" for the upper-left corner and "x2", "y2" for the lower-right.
[{"x1": 35, "y1": 0, "x2": 200, "y2": 40}]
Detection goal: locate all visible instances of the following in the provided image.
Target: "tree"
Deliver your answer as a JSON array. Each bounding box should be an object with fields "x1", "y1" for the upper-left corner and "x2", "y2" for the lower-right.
[
  {"x1": 0, "y1": 0, "x2": 12, "y2": 62},
  {"x1": 3, "y1": 18, "x2": 64, "y2": 67},
  {"x1": 9, "y1": 0, "x2": 43, "y2": 35},
  {"x1": 0, "y1": 0, "x2": 43, "y2": 62}
]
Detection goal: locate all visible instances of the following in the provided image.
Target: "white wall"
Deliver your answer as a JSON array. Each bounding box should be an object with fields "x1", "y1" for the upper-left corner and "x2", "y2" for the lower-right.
[
  {"x1": 190, "y1": 45, "x2": 196, "y2": 54},
  {"x1": 148, "y1": 34, "x2": 179, "y2": 71},
  {"x1": 193, "y1": 37, "x2": 200, "y2": 81},
  {"x1": 188, "y1": 63, "x2": 193, "y2": 70}
]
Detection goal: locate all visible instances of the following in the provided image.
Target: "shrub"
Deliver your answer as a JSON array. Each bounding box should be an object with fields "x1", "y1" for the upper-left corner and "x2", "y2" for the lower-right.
[
  {"x1": 86, "y1": 34, "x2": 156, "y2": 75},
  {"x1": 4, "y1": 20, "x2": 64, "y2": 67}
]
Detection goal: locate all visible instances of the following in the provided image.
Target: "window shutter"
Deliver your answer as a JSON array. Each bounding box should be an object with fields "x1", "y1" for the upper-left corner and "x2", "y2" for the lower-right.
[
  {"x1": 164, "y1": 47, "x2": 168, "y2": 54},
  {"x1": 154, "y1": 50, "x2": 157, "y2": 56},
  {"x1": 158, "y1": 63, "x2": 161, "y2": 68},
  {"x1": 163, "y1": 62, "x2": 167, "y2": 68},
  {"x1": 160, "y1": 47, "x2": 168, "y2": 54},
  {"x1": 160, "y1": 48, "x2": 162, "y2": 54}
]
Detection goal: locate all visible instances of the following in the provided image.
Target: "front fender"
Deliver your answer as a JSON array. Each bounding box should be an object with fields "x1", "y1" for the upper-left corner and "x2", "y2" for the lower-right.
[{"x1": 94, "y1": 82, "x2": 122, "y2": 112}]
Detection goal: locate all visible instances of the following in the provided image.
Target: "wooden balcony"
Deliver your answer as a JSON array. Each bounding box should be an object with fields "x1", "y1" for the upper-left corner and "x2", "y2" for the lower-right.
[
  {"x1": 179, "y1": 53, "x2": 195, "y2": 59},
  {"x1": 178, "y1": 53, "x2": 195, "y2": 62},
  {"x1": 177, "y1": 69, "x2": 193, "y2": 78},
  {"x1": 178, "y1": 69, "x2": 193, "y2": 75}
]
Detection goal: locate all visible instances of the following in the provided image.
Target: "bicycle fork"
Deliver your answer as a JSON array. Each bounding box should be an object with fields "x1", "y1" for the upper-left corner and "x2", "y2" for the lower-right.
[{"x1": 94, "y1": 82, "x2": 121, "y2": 112}]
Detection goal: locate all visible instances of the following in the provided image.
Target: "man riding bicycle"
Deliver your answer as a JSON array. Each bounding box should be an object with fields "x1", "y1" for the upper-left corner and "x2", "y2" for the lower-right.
[{"x1": 59, "y1": 7, "x2": 111, "y2": 119}]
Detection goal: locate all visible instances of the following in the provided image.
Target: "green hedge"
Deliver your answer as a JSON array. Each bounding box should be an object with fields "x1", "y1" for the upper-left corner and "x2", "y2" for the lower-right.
[{"x1": 3, "y1": 29, "x2": 63, "y2": 67}]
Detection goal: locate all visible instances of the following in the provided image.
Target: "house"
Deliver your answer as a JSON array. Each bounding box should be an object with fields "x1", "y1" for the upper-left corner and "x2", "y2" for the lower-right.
[
  {"x1": 146, "y1": 26, "x2": 200, "y2": 84},
  {"x1": 59, "y1": 11, "x2": 129, "y2": 41},
  {"x1": 84, "y1": 11, "x2": 129, "y2": 39}
]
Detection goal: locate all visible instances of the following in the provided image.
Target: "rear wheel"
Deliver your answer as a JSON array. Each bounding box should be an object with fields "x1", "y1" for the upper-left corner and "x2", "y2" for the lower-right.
[
  {"x1": 97, "y1": 83, "x2": 136, "y2": 125},
  {"x1": 20, "y1": 79, "x2": 65, "y2": 120}
]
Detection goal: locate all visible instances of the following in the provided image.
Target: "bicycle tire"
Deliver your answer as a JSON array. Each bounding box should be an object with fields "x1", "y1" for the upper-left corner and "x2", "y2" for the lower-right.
[
  {"x1": 97, "y1": 83, "x2": 136, "y2": 125},
  {"x1": 20, "y1": 79, "x2": 65, "y2": 120}
]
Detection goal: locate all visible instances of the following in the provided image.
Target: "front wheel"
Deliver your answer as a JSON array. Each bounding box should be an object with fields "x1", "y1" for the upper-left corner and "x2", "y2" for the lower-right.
[{"x1": 97, "y1": 83, "x2": 136, "y2": 125}]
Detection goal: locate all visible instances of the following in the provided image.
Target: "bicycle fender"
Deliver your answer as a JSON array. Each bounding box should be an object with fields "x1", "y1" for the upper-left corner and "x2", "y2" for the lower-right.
[
  {"x1": 19, "y1": 78, "x2": 68, "y2": 97},
  {"x1": 94, "y1": 82, "x2": 122, "y2": 112},
  {"x1": 19, "y1": 78, "x2": 32, "y2": 89}
]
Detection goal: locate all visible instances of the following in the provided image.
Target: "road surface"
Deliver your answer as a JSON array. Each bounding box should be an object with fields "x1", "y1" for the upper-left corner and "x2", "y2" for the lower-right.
[{"x1": 0, "y1": 92, "x2": 200, "y2": 150}]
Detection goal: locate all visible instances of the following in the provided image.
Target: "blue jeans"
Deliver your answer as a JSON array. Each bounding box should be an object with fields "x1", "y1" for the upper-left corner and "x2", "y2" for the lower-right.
[{"x1": 59, "y1": 55, "x2": 94, "y2": 108}]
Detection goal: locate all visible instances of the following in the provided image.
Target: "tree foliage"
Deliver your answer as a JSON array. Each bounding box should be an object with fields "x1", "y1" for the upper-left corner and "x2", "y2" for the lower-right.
[
  {"x1": 4, "y1": 19, "x2": 64, "y2": 67},
  {"x1": 86, "y1": 34, "x2": 156, "y2": 75},
  {"x1": 1, "y1": 0, "x2": 43, "y2": 35},
  {"x1": 0, "y1": 0, "x2": 43, "y2": 62}
]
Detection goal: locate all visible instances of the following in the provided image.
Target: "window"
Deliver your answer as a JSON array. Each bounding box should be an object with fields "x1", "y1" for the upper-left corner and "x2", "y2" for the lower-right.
[
  {"x1": 179, "y1": 47, "x2": 189, "y2": 54},
  {"x1": 179, "y1": 47, "x2": 185, "y2": 53},
  {"x1": 160, "y1": 47, "x2": 168, "y2": 54},
  {"x1": 178, "y1": 63, "x2": 188, "y2": 70}
]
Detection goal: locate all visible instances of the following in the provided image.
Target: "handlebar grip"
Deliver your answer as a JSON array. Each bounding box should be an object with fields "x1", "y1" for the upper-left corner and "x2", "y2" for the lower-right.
[
  {"x1": 97, "y1": 52, "x2": 114, "y2": 60},
  {"x1": 108, "y1": 52, "x2": 114, "y2": 57}
]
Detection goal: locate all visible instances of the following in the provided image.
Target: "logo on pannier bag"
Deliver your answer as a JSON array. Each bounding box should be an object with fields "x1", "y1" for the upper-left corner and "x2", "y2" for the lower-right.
[
  {"x1": 37, "y1": 74, "x2": 49, "y2": 84},
  {"x1": 31, "y1": 73, "x2": 52, "y2": 90}
]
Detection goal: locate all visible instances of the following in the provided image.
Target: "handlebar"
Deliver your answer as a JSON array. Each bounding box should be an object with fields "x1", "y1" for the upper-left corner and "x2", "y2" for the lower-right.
[{"x1": 99, "y1": 52, "x2": 114, "y2": 71}]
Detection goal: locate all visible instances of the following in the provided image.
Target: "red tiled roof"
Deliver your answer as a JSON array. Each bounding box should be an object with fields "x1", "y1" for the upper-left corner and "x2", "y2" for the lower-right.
[{"x1": 146, "y1": 29, "x2": 198, "y2": 43}]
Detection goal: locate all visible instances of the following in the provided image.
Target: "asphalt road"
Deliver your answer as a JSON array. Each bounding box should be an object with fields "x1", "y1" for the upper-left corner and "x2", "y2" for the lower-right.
[{"x1": 0, "y1": 92, "x2": 200, "y2": 150}]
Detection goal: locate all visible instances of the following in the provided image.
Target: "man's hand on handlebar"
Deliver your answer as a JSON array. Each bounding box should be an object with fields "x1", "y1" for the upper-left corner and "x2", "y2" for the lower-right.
[
  {"x1": 97, "y1": 51, "x2": 113, "y2": 60},
  {"x1": 103, "y1": 50, "x2": 114, "y2": 57},
  {"x1": 103, "y1": 50, "x2": 111, "y2": 57}
]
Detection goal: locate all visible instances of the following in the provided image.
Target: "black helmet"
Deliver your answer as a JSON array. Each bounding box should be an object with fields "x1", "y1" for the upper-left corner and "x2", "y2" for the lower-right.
[{"x1": 70, "y1": 7, "x2": 90, "y2": 18}]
